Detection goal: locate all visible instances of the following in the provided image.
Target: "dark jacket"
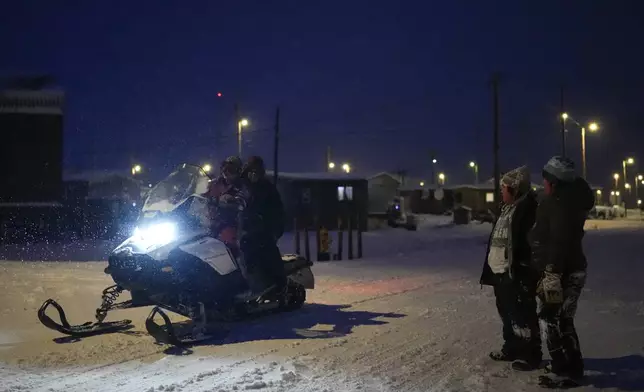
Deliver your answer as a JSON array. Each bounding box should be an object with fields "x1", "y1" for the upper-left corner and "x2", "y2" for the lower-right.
[
  {"x1": 480, "y1": 191, "x2": 538, "y2": 286},
  {"x1": 528, "y1": 177, "x2": 594, "y2": 275},
  {"x1": 244, "y1": 178, "x2": 285, "y2": 242}
]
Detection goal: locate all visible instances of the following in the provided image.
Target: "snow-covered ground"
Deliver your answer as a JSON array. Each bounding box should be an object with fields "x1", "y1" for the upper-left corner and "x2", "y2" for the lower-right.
[{"x1": 1, "y1": 216, "x2": 643, "y2": 391}]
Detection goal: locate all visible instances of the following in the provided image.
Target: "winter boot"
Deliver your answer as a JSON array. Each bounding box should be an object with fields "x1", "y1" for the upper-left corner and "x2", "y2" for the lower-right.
[{"x1": 489, "y1": 348, "x2": 516, "y2": 362}]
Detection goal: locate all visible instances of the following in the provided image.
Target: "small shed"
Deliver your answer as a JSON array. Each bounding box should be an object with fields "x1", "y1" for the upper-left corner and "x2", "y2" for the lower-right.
[
  {"x1": 367, "y1": 172, "x2": 402, "y2": 215},
  {"x1": 269, "y1": 171, "x2": 368, "y2": 231}
]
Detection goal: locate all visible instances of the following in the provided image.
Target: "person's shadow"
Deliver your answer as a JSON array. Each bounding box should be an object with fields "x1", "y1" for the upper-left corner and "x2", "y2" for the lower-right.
[
  {"x1": 162, "y1": 303, "x2": 405, "y2": 354},
  {"x1": 582, "y1": 355, "x2": 644, "y2": 390}
]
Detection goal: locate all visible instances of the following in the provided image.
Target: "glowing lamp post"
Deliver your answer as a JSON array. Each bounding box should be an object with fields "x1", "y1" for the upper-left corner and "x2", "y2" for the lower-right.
[{"x1": 469, "y1": 161, "x2": 479, "y2": 184}]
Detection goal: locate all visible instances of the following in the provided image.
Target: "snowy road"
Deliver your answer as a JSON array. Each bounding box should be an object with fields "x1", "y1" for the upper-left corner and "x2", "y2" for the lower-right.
[{"x1": 1, "y1": 218, "x2": 644, "y2": 391}]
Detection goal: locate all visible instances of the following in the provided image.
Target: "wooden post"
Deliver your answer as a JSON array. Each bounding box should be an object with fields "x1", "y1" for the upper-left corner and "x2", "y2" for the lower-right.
[
  {"x1": 357, "y1": 211, "x2": 363, "y2": 259},
  {"x1": 294, "y1": 218, "x2": 301, "y2": 254},
  {"x1": 347, "y1": 210, "x2": 354, "y2": 260},
  {"x1": 304, "y1": 224, "x2": 311, "y2": 261},
  {"x1": 315, "y1": 216, "x2": 321, "y2": 261},
  {"x1": 336, "y1": 217, "x2": 343, "y2": 260}
]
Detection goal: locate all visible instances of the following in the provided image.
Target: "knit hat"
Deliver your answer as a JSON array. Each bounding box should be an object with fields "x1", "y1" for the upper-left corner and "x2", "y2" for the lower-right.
[
  {"x1": 501, "y1": 165, "x2": 531, "y2": 193},
  {"x1": 542, "y1": 156, "x2": 576, "y2": 182},
  {"x1": 243, "y1": 155, "x2": 266, "y2": 177}
]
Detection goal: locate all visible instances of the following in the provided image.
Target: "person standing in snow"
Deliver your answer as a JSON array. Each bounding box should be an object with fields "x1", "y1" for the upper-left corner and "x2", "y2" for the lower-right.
[
  {"x1": 480, "y1": 165, "x2": 542, "y2": 371},
  {"x1": 529, "y1": 157, "x2": 594, "y2": 387}
]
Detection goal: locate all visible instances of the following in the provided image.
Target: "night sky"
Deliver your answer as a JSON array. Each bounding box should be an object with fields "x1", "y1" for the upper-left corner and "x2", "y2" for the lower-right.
[{"x1": 3, "y1": 0, "x2": 644, "y2": 186}]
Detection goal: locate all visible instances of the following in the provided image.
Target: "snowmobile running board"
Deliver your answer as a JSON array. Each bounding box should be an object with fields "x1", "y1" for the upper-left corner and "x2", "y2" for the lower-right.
[{"x1": 38, "y1": 298, "x2": 133, "y2": 338}]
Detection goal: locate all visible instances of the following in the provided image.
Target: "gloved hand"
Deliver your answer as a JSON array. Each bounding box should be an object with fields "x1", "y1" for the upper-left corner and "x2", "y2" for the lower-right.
[{"x1": 538, "y1": 270, "x2": 563, "y2": 304}]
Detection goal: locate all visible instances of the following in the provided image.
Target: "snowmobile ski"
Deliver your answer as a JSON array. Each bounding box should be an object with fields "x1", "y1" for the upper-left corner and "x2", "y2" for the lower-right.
[
  {"x1": 538, "y1": 374, "x2": 582, "y2": 389},
  {"x1": 38, "y1": 298, "x2": 133, "y2": 337},
  {"x1": 145, "y1": 305, "x2": 226, "y2": 346},
  {"x1": 38, "y1": 284, "x2": 133, "y2": 338}
]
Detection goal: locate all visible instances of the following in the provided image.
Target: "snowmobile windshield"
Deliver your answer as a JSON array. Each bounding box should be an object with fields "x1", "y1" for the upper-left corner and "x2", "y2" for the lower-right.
[{"x1": 143, "y1": 164, "x2": 210, "y2": 213}]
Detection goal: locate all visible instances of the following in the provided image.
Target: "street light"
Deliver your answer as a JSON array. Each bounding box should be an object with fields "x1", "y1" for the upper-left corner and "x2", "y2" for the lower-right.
[
  {"x1": 438, "y1": 172, "x2": 445, "y2": 185},
  {"x1": 623, "y1": 158, "x2": 635, "y2": 208},
  {"x1": 341, "y1": 163, "x2": 351, "y2": 173},
  {"x1": 563, "y1": 113, "x2": 599, "y2": 180},
  {"x1": 613, "y1": 173, "x2": 620, "y2": 188},
  {"x1": 237, "y1": 118, "x2": 249, "y2": 157},
  {"x1": 202, "y1": 164, "x2": 212, "y2": 173},
  {"x1": 328, "y1": 162, "x2": 336, "y2": 170},
  {"x1": 626, "y1": 183, "x2": 631, "y2": 190},
  {"x1": 432, "y1": 158, "x2": 437, "y2": 164},
  {"x1": 468, "y1": 161, "x2": 479, "y2": 184},
  {"x1": 420, "y1": 181, "x2": 425, "y2": 187},
  {"x1": 596, "y1": 190, "x2": 601, "y2": 195},
  {"x1": 131, "y1": 164, "x2": 142, "y2": 175}
]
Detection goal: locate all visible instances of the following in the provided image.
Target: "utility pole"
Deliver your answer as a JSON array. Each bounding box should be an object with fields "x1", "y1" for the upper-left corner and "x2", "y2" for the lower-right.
[
  {"x1": 430, "y1": 151, "x2": 436, "y2": 185},
  {"x1": 234, "y1": 103, "x2": 241, "y2": 157},
  {"x1": 560, "y1": 85, "x2": 566, "y2": 158},
  {"x1": 492, "y1": 73, "x2": 501, "y2": 215},
  {"x1": 273, "y1": 107, "x2": 280, "y2": 184}
]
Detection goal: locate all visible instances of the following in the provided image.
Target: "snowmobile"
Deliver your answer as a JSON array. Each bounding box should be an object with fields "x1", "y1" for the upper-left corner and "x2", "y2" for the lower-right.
[{"x1": 38, "y1": 164, "x2": 315, "y2": 346}]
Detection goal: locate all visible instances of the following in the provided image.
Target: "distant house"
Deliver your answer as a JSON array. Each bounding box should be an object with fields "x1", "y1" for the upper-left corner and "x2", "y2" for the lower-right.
[
  {"x1": 269, "y1": 171, "x2": 368, "y2": 231},
  {"x1": 63, "y1": 170, "x2": 144, "y2": 239},
  {"x1": 367, "y1": 172, "x2": 401, "y2": 215}
]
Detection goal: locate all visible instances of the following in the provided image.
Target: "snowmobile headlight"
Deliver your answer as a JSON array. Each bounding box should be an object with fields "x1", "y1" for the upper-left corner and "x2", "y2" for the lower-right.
[{"x1": 132, "y1": 222, "x2": 177, "y2": 250}]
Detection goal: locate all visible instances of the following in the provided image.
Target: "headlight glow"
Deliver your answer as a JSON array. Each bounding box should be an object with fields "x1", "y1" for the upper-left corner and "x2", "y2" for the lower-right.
[{"x1": 132, "y1": 222, "x2": 177, "y2": 250}]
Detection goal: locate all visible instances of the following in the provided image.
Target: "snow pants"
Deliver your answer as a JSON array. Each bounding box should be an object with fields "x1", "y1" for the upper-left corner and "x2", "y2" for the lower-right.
[
  {"x1": 494, "y1": 269, "x2": 542, "y2": 361},
  {"x1": 241, "y1": 236, "x2": 287, "y2": 291},
  {"x1": 537, "y1": 270, "x2": 586, "y2": 374}
]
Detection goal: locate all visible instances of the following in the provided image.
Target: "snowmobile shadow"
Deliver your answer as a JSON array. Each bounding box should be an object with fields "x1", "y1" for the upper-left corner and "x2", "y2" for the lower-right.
[
  {"x1": 161, "y1": 304, "x2": 405, "y2": 355},
  {"x1": 582, "y1": 355, "x2": 644, "y2": 390},
  {"x1": 52, "y1": 327, "x2": 143, "y2": 344}
]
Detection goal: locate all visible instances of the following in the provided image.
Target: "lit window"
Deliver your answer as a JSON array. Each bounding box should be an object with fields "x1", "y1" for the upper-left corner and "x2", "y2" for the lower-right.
[
  {"x1": 485, "y1": 192, "x2": 495, "y2": 202},
  {"x1": 337, "y1": 186, "x2": 354, "y2": 201}
]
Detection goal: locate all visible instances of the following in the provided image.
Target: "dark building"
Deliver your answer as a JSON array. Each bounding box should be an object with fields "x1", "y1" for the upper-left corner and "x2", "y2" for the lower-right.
[
  {"x1": 0, "y1": 88, "x2": 65, "y2": 242},
  {"x1": 0, "y1": 89, "x2": 64, "y2": 203},
  {"x1": 268, "y1": 171, "x2": 369, "y2": 231}
]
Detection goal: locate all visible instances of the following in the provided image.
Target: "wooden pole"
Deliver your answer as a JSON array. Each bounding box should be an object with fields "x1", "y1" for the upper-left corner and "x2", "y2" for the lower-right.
[
  {"x1": 347, "y1": 209, "x2": 354, "y2": 260},
  {"x1": 294, "y1": 218, "x2": 300, "y2": 254},
  {"x1": 273, "y1": 107, "x2": 280, "y2": 183},
  {"x1": 492, "y1": 73, "x2": 501, "y2": 216},
  {"x1": 357, "y1": 211, "x2": 363, "y2": 259},
  {"x1": 304, "y1": 224, "x2": 311, "y2": 261},
  {"x1": 337, "y1": 217, "x2": 343, "y2": 260},
  {"x1": 315, "y1": 216, "x2": 321, "y2": 261}
]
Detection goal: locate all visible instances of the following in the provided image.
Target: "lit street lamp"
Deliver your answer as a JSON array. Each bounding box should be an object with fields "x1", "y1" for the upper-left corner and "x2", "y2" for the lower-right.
[
  {"x1": 469, "y1": 161, "x2": 479, "y2": 184},
  {"x1": 202, "y1": 163, "x2": 212, "y2": 173},
  {"x1": 613, "y1": 173, "x2": 620, "y2": 188},
  {"x1": 438, "y1": 172, "x2": 446, "y2": 185},
  {"x1": 623, "y1": 157, "x2": 635, "y2": 209},
  {"x1": 328, "y1": 162, "x2": 336, "y2": 170},
  {"x1": 431, "y1": 156, "x2": 438, "y2": 185},
  {"x1": 420, "y1": 181, "x2": 425, "y2": 187},
  {"x1": 131, "y1": 164, "x2": 142, "y2": 176},
  {"x1": 341, "y1": 163, "x2": 351, "y2": 173},
  {"x1": 237, "y1": 118, "x2": 249, "y2": 157},
  {"x1": 561, "y1": 113, "x2": 599, "y2": 179}
]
